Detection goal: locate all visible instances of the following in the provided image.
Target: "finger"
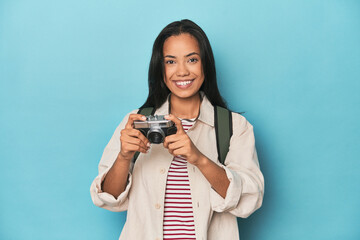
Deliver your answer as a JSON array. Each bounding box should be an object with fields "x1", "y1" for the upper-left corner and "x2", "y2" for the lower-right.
[
  {"x1": 164, "y1": 132, "x2": 187, "y2": 146},
  {"x1": 121, "y1": 134, "x2": 148, "y2": 150},
  {"x1": 163, "y1": 134, "x2": 183, "y2": 148},
  {"x1": 168, "y1": 149, "x2": 176, "y2": 156},
  {"x1": 125, "y1": 114, "x2": 147, "y2": 129},
  {"x1": 168, "y1": 146, "x2": 184, "y2": 157},
  {"x1": 121, "y1": 128, "x2": 149, "y2": 147},
  {"x1": 168, "y1": 141, "x2": 184, "y2": 151},
  {"x1": 172, "y1": 149, "x2": 186, "y2": 157},
  {"x1": 125, "y1": 143, "x2": 148, "y2": 153},
  {"x1": 164, "y1": 114, "x2": 184, "y2": 134},
  {"x1": 126, "y1": 129, "x2": 150, "y2": 146}
]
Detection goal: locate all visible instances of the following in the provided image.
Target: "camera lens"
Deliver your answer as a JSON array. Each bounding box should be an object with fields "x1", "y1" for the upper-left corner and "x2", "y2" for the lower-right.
[{"x1": 148, "y1": 132, "x2": 164, "y2": 144}]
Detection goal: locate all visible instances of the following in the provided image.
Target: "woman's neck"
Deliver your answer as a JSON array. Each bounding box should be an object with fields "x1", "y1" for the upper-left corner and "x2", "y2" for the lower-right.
[{"x1": 170, "y1": 93, "x2": 201, "y2": 119}]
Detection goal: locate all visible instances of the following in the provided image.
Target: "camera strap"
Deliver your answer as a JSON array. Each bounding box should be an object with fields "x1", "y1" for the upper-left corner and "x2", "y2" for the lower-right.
[{"x1": 132, "y1": 106, "x2": 232, "y2": 165}]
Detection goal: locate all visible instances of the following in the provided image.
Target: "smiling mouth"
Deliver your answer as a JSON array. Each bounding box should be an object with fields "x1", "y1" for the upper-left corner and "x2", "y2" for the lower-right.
[{"x1": 174, "y1": 79, "x2": 194, "y2": 87}]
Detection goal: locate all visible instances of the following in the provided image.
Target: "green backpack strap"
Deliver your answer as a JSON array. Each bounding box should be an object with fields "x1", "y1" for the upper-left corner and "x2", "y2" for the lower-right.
[
  {"x1": 214, "y1": 106, "x2": 233, "y2": 165},
  {"x1": 132, "y1": 107, "x2": 155, "y2": 163},
  {"x1": 137, "y1": 107, "x2": 155, "y2": 117}
]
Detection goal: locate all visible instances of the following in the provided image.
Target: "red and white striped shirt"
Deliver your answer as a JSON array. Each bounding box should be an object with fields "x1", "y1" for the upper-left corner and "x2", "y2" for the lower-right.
[{"x1": 163, "y1": 119, "x2": 196, "y2": 240}]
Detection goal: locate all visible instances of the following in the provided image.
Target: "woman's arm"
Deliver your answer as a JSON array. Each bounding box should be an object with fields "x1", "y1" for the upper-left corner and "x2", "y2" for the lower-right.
[
  {"x1": 101, "y1": 153, "x2": 132, "y2": 198},
  {"x1": 90, "y1": 112, "x2": 150, "y2": 211},
  {"x1": 210, "y1": 113, "x2": 264, "y2": 218},
  {"x1": 163, "y1": 113, "x2": 264, "y2": 217},
  {"x1": 193, "y1": 155, "x2": 230, "y2": 198},
  {"x1": 163, "y1": 114, "x2": 230, "y2": 198},
  {"x1": 102, "y1": 114, "x2": 150, "y2": 198}
]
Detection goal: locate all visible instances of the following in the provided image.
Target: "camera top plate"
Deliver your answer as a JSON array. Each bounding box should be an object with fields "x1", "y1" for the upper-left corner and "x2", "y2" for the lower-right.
[{"x1": 134, "y1": 115, "x2": 175, "y2": 128}]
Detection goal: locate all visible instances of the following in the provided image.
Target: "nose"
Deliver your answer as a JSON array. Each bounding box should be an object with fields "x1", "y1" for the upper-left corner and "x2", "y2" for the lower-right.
[{"x1": 176, "y1": 62, "x2": 190, "y2": 77}]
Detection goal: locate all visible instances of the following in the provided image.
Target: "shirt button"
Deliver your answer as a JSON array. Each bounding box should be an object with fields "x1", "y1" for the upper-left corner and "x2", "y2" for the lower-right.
[
  {"x1": 155, "y1": 203, "x2": 161, "y2": 209},
  {"x1": 160, "y1": 168, "x2": 165, "y2": 174}
]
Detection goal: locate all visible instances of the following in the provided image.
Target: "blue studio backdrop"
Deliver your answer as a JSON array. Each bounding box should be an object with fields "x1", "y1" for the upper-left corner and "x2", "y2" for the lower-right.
[{"x1": 1, "y1": 0, "x2": 359, "y2": 239}]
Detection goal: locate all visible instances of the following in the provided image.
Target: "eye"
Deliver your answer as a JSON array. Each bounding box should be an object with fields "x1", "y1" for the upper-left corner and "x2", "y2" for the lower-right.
[
  {"x1": 165, "y1": 60, "x2": 175, "y2": 64},
  {"x1": 188, "y1": 58, "x2": 198, "y2": 63}
]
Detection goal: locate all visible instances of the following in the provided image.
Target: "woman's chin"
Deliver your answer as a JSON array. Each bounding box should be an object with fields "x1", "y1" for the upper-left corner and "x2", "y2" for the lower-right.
[{"x1": 170, "y1": 89, "x2": 201, "y2": 100}]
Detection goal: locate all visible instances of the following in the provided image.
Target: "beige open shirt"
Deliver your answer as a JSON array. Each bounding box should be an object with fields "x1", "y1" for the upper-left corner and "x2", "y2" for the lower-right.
[{"x1": 90, "y1": 94, "x2": 264, "y2": 240}]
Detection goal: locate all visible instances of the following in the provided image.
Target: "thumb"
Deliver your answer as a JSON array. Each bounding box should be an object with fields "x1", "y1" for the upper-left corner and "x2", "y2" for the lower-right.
[{"x1": 165, "y1": 114, "x2": 184, "y2": 134}]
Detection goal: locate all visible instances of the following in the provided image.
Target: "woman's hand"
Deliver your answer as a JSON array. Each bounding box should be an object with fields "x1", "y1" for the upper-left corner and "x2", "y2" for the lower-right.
[
  {"x1": 119, "y1": 114, "x2": 150, "y2": 161},
  {"x1": 163, "y1": 114, "x2": 205, "y2": 166}
]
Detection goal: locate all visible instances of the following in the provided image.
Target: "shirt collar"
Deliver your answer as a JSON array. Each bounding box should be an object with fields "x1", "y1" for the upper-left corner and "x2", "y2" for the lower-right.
[{"x1": 155, "y1": 91, "x2": 214, "y2": 127}]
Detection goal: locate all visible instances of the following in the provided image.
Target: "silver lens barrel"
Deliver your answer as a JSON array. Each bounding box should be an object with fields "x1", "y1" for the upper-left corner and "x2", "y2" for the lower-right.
[{"x1": 147, "y1": 126, "x2": 165, "y2": 143}]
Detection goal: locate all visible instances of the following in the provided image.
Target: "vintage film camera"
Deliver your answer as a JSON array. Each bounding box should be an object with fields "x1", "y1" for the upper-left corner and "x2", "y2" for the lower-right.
[{"x1": 134, "y1": 115, "x2": 177, "y2": 144}]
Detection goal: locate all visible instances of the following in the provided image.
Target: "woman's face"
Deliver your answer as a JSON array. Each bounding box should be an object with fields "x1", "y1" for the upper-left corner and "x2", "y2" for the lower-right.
[{"x1": 163, "y1": 33, "x2": 204, "y2": 100}]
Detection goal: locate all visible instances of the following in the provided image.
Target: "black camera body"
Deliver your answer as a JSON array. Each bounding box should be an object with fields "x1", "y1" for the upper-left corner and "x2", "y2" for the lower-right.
[{"x1": 134, "y1": 115, "x2": 177, "y2": 144}]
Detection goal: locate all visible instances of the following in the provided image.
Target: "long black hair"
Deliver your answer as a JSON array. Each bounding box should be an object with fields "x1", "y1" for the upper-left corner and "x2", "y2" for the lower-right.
[{"x1": 141, "y1": 19, "x2": 227, "y2": 109}]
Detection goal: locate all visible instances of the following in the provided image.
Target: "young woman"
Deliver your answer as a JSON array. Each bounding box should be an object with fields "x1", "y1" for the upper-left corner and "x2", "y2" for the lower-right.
[{"x1": 90, "y1": 19, "x2": 264, "y2": 240}]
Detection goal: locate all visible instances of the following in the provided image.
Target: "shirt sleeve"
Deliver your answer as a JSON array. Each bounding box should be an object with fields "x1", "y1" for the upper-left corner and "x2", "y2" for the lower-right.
[
  {"x1": 89, "y1": 110, "x2": 137, "y2": 212},
  {"x1": 210, "y1": 112, "x2": 264, "y2": 218}
]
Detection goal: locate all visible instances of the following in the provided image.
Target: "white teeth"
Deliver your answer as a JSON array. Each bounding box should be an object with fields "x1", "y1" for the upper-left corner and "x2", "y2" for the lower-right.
[{"x1": 176, "y1": 81, "x2": 192, "y2": 86}]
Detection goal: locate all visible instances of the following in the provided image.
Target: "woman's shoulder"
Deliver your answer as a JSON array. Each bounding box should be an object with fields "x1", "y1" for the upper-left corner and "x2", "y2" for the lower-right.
[{"x1": 230, "y1": 111, "x2": 254, "y2": 135}]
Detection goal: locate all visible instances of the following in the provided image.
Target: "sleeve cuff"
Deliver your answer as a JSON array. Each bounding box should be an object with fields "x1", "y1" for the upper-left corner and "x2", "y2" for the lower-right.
[
  {"x1": 90, "y1": 168, "x2": 132, "y2": 208},
  {"x1": 210, "y1": 166, "x2": 242, "y2": 212}
]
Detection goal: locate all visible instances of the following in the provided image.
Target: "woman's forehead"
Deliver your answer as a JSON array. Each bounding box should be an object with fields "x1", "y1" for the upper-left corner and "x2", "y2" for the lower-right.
[{"x1": 163, "y1": 33, "x2": 200, "y2": 56}]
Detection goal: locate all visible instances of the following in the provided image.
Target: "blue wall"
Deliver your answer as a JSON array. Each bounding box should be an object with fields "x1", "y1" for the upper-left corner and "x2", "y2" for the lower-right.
[{"x1": 1, "y1": 0, "x2": 359, "y2": 239}]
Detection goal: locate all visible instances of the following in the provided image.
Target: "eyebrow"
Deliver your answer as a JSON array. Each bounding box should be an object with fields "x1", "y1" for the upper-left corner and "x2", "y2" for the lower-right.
[{"x1": 164, "y1": 52, "x2": 200, "y2": 58}]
